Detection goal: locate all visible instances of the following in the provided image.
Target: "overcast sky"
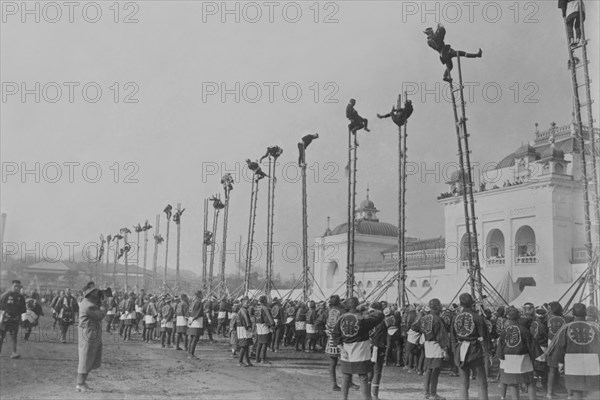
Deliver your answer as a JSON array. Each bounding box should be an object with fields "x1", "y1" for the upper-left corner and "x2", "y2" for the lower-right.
[{"x1": 1, "y1": 0, "x2": 599, "y2": 278}]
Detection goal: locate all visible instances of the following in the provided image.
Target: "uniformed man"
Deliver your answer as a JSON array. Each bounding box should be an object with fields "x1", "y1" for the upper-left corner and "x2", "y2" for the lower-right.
[
  {"x1": 332, "y1": 297, "x2": 384, "y2": 400},
  {"x1": 450, "y1": 293, "x2": 489, "y2": 400},
  {"x1": 0, "y1": 280, "x2": 27, "y2": 358}
]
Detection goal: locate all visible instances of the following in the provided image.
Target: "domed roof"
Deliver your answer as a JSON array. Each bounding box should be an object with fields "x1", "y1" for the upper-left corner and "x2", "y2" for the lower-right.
[
  {"x1": 446, "y1": 170, "x2": 464, "y2": 184},
  {"x1": 359, "y1": 198, "x2": 375, "y2": 210},
  {"x1": 495, "y1": 144, "x2": 540, "y2": 170},
  {"x1": 330, "y1": 220, "x2": 398, "y2": 237}
]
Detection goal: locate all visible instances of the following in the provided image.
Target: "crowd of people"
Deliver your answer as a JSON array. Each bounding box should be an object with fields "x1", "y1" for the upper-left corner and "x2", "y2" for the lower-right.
[{"x1": 2, "y1": 279, "x2": 599, "y2": 399}]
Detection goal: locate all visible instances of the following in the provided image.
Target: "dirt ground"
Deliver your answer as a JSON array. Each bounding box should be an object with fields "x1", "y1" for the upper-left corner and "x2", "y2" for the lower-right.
[{"x1": 0, "y1": 313, "x2": 554, "y2": 400}]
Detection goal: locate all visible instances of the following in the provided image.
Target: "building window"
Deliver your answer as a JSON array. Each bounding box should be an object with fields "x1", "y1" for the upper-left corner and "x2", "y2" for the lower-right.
[
  {"x1": 422, "y1": 280, "x2": 430, "y2": 288},
  {"x1": 485, "y1": 229, "x2": 506, "y2": 265},
  {"x1": 326, "y1": 261, "x2": 338, "y2": 289},
  {"x1": 460, "y1": 233, "x2": 471, "y2": 268},
  {"x1": 515, "y1": 225, "x2": 537, "y2": 264},
  {"x1": 409, "y1": 280, "x2": 417, "y2": 288},
  {"x1": 366, "y1": 281, "x2": 373, "y2": 290}
]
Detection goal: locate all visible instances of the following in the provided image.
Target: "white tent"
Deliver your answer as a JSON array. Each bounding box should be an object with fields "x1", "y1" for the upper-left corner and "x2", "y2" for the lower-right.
[
  {"x1": 486, "y1": 272, "x2": 521, "y2": 305},
  {"x1": 509, "y1": 283, "x2": 578, "y2": 306},
  {"x1": 420, "y1": 276, "x2": 470, "y2": 305}
]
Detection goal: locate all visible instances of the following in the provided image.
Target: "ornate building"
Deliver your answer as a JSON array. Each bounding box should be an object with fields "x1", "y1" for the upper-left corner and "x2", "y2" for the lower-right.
[{"x1": 312, "y1": 123, "x2": 599, "y2": 304}]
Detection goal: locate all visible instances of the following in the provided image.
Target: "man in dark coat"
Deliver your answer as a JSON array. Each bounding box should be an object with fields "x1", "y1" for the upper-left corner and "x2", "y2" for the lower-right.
[
  {"x1": 0, "y1": 280, "x2": 26, "y2": 358},
  {"x1": 346, "y1": 99, "x2": 370, "y2": 134},
  {"x1": 76, "y1": 282, "x2": 107, "y2": 393},
  {"x1": 424, "y1": 23, "x2": 482, "y2": 82},
  {"x1": 377, "y1": 95, "x2": 414, "y2": 128},
  {"x1": 450, "y1": 293, "x2": 489, "y2": 400},
  {"x1": 332, "y1": 297, "x2": 384, "y2": 400},
  {"x1": 547, "y1": 303, "x2": 600, "y2": 400}
]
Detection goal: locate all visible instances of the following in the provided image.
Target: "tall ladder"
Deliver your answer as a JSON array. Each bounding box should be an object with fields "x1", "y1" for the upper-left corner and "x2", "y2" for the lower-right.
[
  {"x1": 397, "y1": 92, "x2": 409, "y2": 308},
  {"x1": 301, "y1": 154, "x2": 309, "y2": 301},
  {"x1": 220, "y1": 180, "x2": 232, "y2": 299},
  {"x1": 244, "y1": 174, "x2": 260, "y2": 295},
  {"x1": 564, "y1": 0, "x2": 598, "y2": 306},
  {"x1": 346, "y1": 128, "x2": 358, "y2": 299},
  {"x1": 202, "y1": 198, "x2": 209, "y2": 291},
  {"x1": 265, "y1": 152, "x2": 280, "y2": 300},
  {"x1": 448, "y1": 55, "x2": 484, "y2": 304},
  {"x1": 208, "y1": 198, "x2": 221, "y2": 296}
]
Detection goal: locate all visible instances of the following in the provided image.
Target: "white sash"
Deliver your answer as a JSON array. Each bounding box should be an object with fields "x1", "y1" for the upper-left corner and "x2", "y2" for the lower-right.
[
  {"x1": 256, "y1": 323, "x2": 269, "y2": 335},
  {"x1": 135, "y1": 305, "x2": 142, "y2": 313},
  {"x1": 218, "y1": 311, "x2": 227, "y2": 319},
  {"x1": 176, "y1": 316, "x2": 187, "y2": 327},
  {"x1": 371, "y1": 346, "x2": 378, "y2": 363},
  {"x1": 165, "y1": 321, "x2": 174, "y2": 329},
  {"x1": 425, "y1": 341, "x2": 444, "y2": 359},
  {"x1": 144, "y1": 315, "x2": 156, "y2": 324},
  {"x1": 237, "y1": 326, "x2": 250, "y2": 339},
  {"x1": 565, "y1": 353, "x2": 600, "y2": 376},
  {"x1": 387, "y1": 327, "x2": 398, "y2": 336},
  {"x1": 535, "y1": 346, "x2": 547, "y2": 362},
  {"x1": 188, "y1": 317, "x2": 203, "y2": 328},
  {"x1": 306, "y1": 323, "x2": 316, "y2": 334},
  {"x1": 341, "y1": 340, "x2": 371, "y2": 363},
  {"x1": 459, "y1": 342, "x2": 470, "y2": 362},
  {"x1": 503, "y1": 354, "x2": 533, "y2": 374},
  {"x1": 295, "y1": 321, "x2": 306, "y2": 330}
]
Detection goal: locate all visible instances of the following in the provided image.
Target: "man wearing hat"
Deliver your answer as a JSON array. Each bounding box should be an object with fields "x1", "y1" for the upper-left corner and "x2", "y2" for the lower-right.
[
  {"x1": 415, "y1": 298, "x2": 449, "y2": 400},
  {"x1": 144, "y1": 296, "x2": 158, "y2": 343},
  {"x1": 160, "y1": 295, "x2": 174, "y2": 348},
  {"x1": 187, "y1": 290, "x2": 204, "y2": 360},
  {"x1": 546, "y1": 301, "x2": 567, "y2": 399},
  {"x1": 217, "y1": 296, "x2": 231, "y2": 338},
  {"x1": 332, "y1": 297, "x2": 384, "y2": 400},
  {"x1": 497, "y1": 307, "x2": 538, "y2": 400},
  {"x1": 547, "y1": 303, "x2": 600, "y2": 400},
  {"x1": 450, "y1": 293, "x2": 489, "y2": 400},
  {"x1": 0, "y1": 280, "x2": 27, "y2": 359},
  {"x1": 383, "y1": 305, "x2": 402, "y2": 368},
  {"x1": 56, "y1": 288, "x2": 79, "y2": 344},
  {"x1": 76, "y1": 282, "x2": 107, "y2": 392},
  {"x1": 254, "y1": 295, "x2": 275, "y2": 363},
  {"x1": 317, "y1": 294, "x2": 347, "y2": 391},
  {"x1": 424, "y1": 23, "x2": 483, "y2": 82},
  {"x1": 368, "y1": 302, "x2": 387, "y2": 400},
  {"x1": 123, "y1": 292, "x2": 136, "y2": 341},
  {"x1": 270, "y1": 297, "x2": 285, "y2": 352}
]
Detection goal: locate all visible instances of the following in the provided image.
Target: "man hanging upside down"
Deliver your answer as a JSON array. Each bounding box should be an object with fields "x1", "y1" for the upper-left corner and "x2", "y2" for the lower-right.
[
  {"x1": 246, "y1": 159, "x2": 269, "y2": 181},
  {"x1": 377, "y1": 95, "x2": 414, "y2": 128},
  {"x1": 424, "y1": 23, "x2": 482, "y2": 83},
  {"x1": 346, "y1": 99, "x2": 370, "y2": 133},
  {"x1": 297, "y1": 133, "x2": 319, "y2": 166}
]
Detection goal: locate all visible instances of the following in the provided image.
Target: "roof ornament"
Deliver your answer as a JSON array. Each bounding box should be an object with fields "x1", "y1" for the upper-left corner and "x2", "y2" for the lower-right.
[{"x1": 549, "y1": 122, "x2": 557, "y2": 148}]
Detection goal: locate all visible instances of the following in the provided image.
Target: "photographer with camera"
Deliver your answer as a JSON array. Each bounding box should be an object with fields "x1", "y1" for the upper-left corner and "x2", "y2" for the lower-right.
[{"x1": 76, "y1": 282, "x2": 108, "y2": 393}]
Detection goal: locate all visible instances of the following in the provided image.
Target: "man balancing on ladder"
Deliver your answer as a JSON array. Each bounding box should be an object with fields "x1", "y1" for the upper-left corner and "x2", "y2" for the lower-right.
[
  {"x1": 377, "y1": 95, "x2": 413, "y2": 128},
  {"x1": 297, "y1": 133, "x2": 319, "y2": 166},
  {"x1": 424, "y1": 23, "x2": 482, "y2": 82},
  {"x1": 346, "y1": 99, "x2": 370, "y2": 134}
]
